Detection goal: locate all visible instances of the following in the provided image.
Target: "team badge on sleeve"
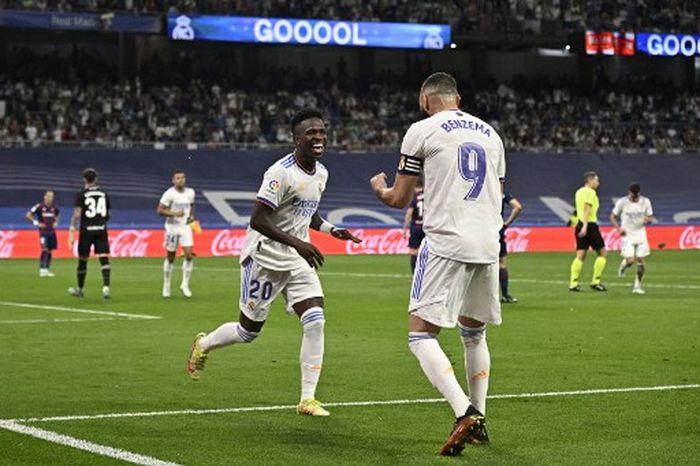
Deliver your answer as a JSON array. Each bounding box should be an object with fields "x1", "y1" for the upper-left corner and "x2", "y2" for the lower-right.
[{"x1": 398, "y1": 155, "x2": 423, "y2": 176}]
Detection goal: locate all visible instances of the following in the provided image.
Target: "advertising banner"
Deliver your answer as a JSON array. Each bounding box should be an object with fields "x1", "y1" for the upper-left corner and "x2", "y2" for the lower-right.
[
  {"x1": 636, "y1": 33, "x2": 700, "y2": 57},
  {"x1": 167, "y1": 15, "x2": 451, "y2": 49},
  {"x1": 0, "y1": 9, "x2": 161, "y2": 33},
  {"x1": 584, "y1": 31, "x2": 635, "y2": 55},
  {"x1": 1, "y1": 226, "x2": 696, "y2": 259}
]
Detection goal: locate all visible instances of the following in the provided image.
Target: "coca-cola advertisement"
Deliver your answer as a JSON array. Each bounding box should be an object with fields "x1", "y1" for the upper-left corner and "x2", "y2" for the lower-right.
[
  {"x1": 0, "y1": 230, "x2": 18, "y2": 258},
  {"x1": 345, "y1": 229, "x2": 409, "y2": 255},
  {"x1": 679, "y1": 226, "x2": 700, "y2": 250},
  {"x1": 211, "y1": 230, "x2": 248, "y2": 256},
  {"x1": 0, "y1": 226, "x2": 694, "y2": 259}
]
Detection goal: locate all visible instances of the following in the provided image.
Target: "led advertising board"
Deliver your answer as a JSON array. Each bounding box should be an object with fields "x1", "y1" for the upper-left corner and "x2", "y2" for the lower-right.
[
  {"x1": 167, "y1": 15, "x2": 451, "y2": 49},
  {"x1": 636, "y1": 33, "x2": 700, "y2": 57},
  {"x1": 585, "y1": 31, "x2": 635, "y2": 55}
]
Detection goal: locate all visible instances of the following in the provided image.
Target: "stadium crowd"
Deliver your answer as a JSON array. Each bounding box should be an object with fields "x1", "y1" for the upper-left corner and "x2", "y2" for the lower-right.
[
  {"x1": 1, "y1": 49, "x2": 697, "y2": 153},
  {"x1": 1, "y1": 0, "x2": 698, "y2": 34}
]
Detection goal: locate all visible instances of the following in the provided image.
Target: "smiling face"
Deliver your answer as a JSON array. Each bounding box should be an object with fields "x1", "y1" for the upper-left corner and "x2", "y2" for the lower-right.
[{"x1": 294, "y1": 117, "x2": 327, "y2": 159}]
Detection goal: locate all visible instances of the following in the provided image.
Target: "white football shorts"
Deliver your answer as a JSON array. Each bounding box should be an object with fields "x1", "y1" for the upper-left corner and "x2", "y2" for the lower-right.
[
  {"x1": 239, "y1": 258, "x2": 324, "y2": 322},
  {"x1": 163, "y1": 225, "x2": 194, "y2": 251},
  {"x1": 409, "y1": 242, "x2": 502, "y2": 327},
  {"x1": 620, "y1": 235, "x2": 650, "y2": 258}
]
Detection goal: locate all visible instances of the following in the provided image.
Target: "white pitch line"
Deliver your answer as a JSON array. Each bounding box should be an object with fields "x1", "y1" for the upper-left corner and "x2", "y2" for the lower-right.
[
  {"x1": 0, "y1": 420, "x2": 181, "y2": 466},
  {"x1": 10, "y1": 383, "x2": 700, "y2": 424},
  {"x1": 509, "y1": 278, "x2": 700, "y2": 290},
  {"x1": 0, "y1": 301, "x2": 161, "y2": 320},
  {"x1": 0, "y1": 318, "x2": 116, "y2": 325},
  {"x1": 127, "y1": 265, "x2": 700, "y2": 289}
]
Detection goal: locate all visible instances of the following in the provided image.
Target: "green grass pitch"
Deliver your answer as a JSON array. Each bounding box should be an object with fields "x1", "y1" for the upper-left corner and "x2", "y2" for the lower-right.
[{"x1": 1, "y1": 251, "x2": 699, "y2": 465}]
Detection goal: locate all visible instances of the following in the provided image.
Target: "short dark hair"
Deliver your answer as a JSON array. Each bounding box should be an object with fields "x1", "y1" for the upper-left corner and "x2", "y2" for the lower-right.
[
  {"x1": 629, "y1": 183, "x2": 641, "y2": 195},
  {"x1": 82, "y1": 168, "x2": 98, "y2": 183},
  {"x1": 421, "y1": 72, "x2": 458, "y2": 96},
  {"x1": 583, "y1": 171, "x2": 598, "y2": 183},
  {"x1": 291, "y1": 108, "x2": 324, "y2": 134},
  {"x1": 173, "y1": 169, "x2": 186, "y2": 176}
]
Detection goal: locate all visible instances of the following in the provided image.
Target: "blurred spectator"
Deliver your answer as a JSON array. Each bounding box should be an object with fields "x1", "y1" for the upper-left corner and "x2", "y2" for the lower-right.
[
  {"x1": 0, "y1": 0, "x2": 697, "y2": 34},
  {"x1": 0, "y1": 48, "x2": 698, "y2": 152}
]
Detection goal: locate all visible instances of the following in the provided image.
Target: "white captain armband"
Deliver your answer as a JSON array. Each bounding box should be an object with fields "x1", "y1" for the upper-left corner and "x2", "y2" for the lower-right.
[
  {"x1": 397, "y1": 154, "x2": 423, "y2": 176},
  {"x1": 319, "y1": 221, "x2": 336, "y2": 234}
]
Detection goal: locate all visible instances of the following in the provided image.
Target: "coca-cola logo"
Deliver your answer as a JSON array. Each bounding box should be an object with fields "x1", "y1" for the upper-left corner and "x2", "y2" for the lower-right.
[
  {"x1": 601, "y1": 228, "x2": 622, "y2": 251},
  {"x1": 0, "y1": 230, "x2": 18, "y2": 258},
  {"x1": 211, "y1": 229, "x2": 247, "y2": 256},
  {"x1": 679, "y1": 226, "x2": 700, "y2": 250},
  {"x1": 504, "y1": 227, "x2": 531, "y2": 252},
  {"x1": 110, "y1": 230, "x2": 152, "y2": 257},
  {"x1": 346, "y1": 229, "x2": 408, "y2": 255}
]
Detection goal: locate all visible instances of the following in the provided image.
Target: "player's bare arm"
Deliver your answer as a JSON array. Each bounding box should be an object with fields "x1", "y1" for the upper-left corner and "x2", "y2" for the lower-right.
[
  {"x1": 610, "y1": 212, "x2": 625, "y2": 235},
  {"x1": 250, "y1": 201, "x2": 325, "y2": 268},
  {"x1": 504, "y1": 198, "x2": 523, "y2": 227},
  {"x1": 25, "y1": 209, "x2": 45, "y2": 228},
  {"x1": 402, "y1": 207, "x2": 414, "y2": 238},
  {"x1": 370, "y1": 172, "x2": 417, "y2": 209},
  {"x1": 68, "y1": 207, "x2": 81, "y2": 247},
  {"x1": 157, "y1": 203, "x2": 184, "y2": 218},
  {"x1": 188, "y1": 203, "x2": 195, "y2": 224},
  {"x1": 310, "y1": 212, "x2": 361, "y2": 243},
  {"x1": 578, "y1": 203, "x2": 591, "y2": 237}
]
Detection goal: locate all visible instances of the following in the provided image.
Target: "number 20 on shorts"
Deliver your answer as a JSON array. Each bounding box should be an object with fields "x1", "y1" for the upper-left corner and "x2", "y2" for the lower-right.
[{"x1": 249, "y1": 280, "x2": 273, "y2": 300}]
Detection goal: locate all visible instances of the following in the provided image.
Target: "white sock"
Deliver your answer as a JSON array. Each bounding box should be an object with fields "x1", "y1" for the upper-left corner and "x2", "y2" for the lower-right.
[
  {"x1": 163, "y1": 259, "x2": 173, "y2": 285},
  {"x1": 200, "y1": 322, "x2": 258, "y2": 351},
  {"x1": 300, "y1": 307, "x2": 325, "y2": 401},
  {"x1": 182, "y1": 258, "x2": 193, "y2": 287},
  {"x1": 408, "y1": 332, "x2": 470, "y2": 418},
  {"x1": 458, "y1": 324, "x2": 490, "y2": 415}
]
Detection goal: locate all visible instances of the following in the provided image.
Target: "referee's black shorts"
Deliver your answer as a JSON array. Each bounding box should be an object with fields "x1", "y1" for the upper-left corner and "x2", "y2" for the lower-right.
[
  {"x1": 575, "y1": 222, "x2": 605, "y2": 251},
  {"x1": 78, "y1": 230, "x2": 110, "y2": 257}
]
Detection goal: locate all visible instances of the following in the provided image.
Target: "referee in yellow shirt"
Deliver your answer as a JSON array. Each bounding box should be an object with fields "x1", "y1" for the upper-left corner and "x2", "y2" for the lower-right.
[{"x1": 569, "y1": 171, "x2": 608, "y2": 291}]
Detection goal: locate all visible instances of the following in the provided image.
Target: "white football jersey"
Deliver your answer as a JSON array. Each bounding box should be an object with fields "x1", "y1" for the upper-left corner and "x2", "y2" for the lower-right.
[
  {"x1": 241, "y1": 153, "x2": 328, "y2": 271},
  {"x1": 399, "y1": 109, "x2": 506, "y2": 263},
  {"x1": 612, "y1": 195, "x2": 653, "y2": 241},
  {"x1": 159, "y1": 187, "x2": 195, "y2": 227}
]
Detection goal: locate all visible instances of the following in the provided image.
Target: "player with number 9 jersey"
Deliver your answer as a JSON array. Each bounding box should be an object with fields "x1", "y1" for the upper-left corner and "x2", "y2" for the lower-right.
[
  {"x1": 370, "y1": 72, "x2": 505, "y2": 456},
  {"x1": 399, "y1": 110, "x2": 505, "y2": 263}
]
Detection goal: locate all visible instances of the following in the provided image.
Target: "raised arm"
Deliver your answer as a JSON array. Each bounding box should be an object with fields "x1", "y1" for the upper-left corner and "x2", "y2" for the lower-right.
[{"x1": 370, "y1": 173, "x2": 418, "y2": 209}]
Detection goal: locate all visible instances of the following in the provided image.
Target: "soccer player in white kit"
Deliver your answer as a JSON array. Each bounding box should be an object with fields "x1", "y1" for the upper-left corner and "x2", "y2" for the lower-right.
[
  {"x1": 157, "y1": 170, "x2": 196, "y2": 298},
  {"x1": 186, "y1": 109, "x2": 360, "y2": 417},
  {"x1": 610, "y1": 183, "x2": 654, "y2": 294},
  {"x1": 371, "y1": 73, "x2": 505, "y2": 456}
]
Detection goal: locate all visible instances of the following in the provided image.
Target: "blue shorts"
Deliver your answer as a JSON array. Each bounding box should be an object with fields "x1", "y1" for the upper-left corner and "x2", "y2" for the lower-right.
[
  {"x1": 40, "y1": 232, "x2": 57, "y2": 251},
  {"x1": 408, "y1": 226, "x2": 425, "y2": 250}
]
